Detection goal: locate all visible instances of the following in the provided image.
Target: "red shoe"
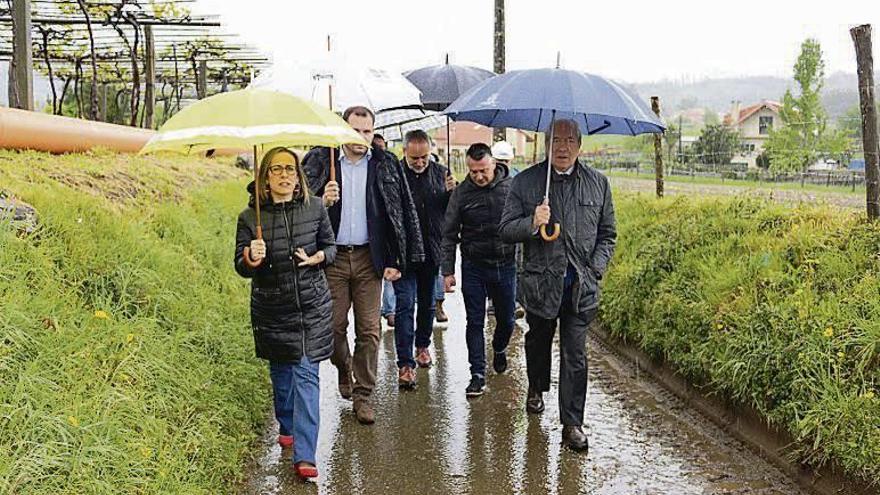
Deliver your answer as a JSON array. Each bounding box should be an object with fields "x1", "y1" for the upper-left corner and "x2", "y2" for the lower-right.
[
  {"x1": 277, "y1": 435, "x2": 293, "y2": 448},
  {"x1": 294, "y1": 462, "x2": 319, "y2": 480}
]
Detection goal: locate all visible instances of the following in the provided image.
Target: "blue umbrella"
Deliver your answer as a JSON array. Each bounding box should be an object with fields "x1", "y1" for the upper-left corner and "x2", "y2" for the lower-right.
[
  {"x1": 443, "y1": 67, "x2": 665, "y2": 241},
  {"x1": 443, "y1": 67, "x2": 664, "y2": 134}
]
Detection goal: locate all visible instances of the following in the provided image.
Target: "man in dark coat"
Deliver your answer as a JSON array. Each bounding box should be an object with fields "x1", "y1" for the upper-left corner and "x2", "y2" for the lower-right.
[
  {"x1": 394, "y1": 129, "x2": 455, "y2": 389},
  {"x1": 302, "y1": 106, "x2": 424, "y2": 425},
  {"x1": 499, "y1": 119, "x2": 617, "y2": 452},
  {"x1": 441, "y1": 142, "x2": 516, "y2": 397}
]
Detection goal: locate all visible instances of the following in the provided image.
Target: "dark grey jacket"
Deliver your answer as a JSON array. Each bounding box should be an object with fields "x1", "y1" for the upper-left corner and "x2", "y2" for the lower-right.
[
  {"x1": 235, "y1": 184, "x2": 337, "y2": 364},
  {"x1": 440, "y1": 163, "x2": 514, "y2": 276},
  {"x1": 499, "y1": 160, "x2": 616, "y2": 319}
]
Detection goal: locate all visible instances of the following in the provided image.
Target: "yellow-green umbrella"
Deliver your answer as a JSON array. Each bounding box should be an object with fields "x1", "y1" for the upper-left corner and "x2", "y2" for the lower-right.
[
  {"x1": 140, "y1": 88, "x2": 365, "y2": 267},
  {"x1": 140, "y1": 87, "x2": 366, "y2": 153}
]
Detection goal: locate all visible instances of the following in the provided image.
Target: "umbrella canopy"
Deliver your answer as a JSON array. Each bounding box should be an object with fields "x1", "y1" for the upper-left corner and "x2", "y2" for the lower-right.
[
  {"x1": 404, "y1": 62, "x2": 496, "y2": 111},
  {"x1": 250, "y1": 57, "x2": 422, "y2": 113},
  {"x1": 442, "y1": 68, "x2": 665, "y2": 135},
  {"x1": 140, "y1": 88, "x2": 367, "y2": 154},
  {"x1": 374, "y1": 108, "x2": 447, "y2": 142}
]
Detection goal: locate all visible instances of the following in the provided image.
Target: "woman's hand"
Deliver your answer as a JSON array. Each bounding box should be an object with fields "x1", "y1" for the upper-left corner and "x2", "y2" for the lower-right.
[
  {"x1": 295, "y1": 248, "x2": 325, "y2": 267},
  {"x1": 249, "y1": 239, "x2": 266, "y2": 261}
]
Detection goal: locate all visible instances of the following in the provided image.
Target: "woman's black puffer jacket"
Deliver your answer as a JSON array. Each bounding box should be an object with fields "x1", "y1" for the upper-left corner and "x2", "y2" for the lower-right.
[{"x1": 234, "y1": 182, "x2": 337, "y2": 364}]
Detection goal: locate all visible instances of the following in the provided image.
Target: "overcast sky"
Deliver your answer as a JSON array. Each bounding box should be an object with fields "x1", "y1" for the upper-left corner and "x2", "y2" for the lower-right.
[{"x1": 194, "y1": 0, "x2": 880, "y2": 83}]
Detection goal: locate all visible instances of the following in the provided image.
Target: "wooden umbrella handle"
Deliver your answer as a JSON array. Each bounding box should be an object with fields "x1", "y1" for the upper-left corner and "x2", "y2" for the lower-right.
[
  {"x1": 241, "y1": 247, "x2": 264, "y2": 268},
  {"x1": 540, "y1": 223, "x2": 561, "y2": 242}
]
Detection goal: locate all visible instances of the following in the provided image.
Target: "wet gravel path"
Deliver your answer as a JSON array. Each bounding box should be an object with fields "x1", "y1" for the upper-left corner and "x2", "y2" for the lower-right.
[{"x1": 243, "y1": 289, "x2": 809, "y2": 495}]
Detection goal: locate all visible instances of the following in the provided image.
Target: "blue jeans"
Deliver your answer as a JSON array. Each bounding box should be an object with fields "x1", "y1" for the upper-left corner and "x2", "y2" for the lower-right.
[
  {"x1": 269, "y1": 357, "x2": 320, "y2": 464},
  {"x1": 393, "y1": 263, "x2": 438, "y2": 368},
  {"x1": 461, "y1": 260, "x2": 516, "y2": 378},
  {"x1": 381, "y1": 279, "x2": 395, "y2": 317},
  {"x1": 434, "y1": 273, "x2": 445, "y2": 302}
]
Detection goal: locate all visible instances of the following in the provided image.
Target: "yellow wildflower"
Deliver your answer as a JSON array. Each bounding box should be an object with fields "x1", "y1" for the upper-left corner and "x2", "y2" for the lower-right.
[
  {"x1": 863, "y1": 391, "x2": 876, "y2": 400},
  {"x1": 126, "y1": 333, "x2": 135, "y2": 344},
  {"x1": 837, "y1": 351, "x2": 845, "y2": 360},
  {"x1": 94, "y1": 310, "x2": 109, "y2": 320},
  {"x1": 67, "y1": 416, "x2": 79, "y2": 427},
  {"x1": 823, "y1": 327, "x2": 834, "y2": 338}
]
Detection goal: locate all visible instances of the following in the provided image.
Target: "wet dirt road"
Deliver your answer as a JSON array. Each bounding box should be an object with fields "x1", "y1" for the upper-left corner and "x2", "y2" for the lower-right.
[{"x1": 243, "y1": 292, "x2": 810, "y2": 495}]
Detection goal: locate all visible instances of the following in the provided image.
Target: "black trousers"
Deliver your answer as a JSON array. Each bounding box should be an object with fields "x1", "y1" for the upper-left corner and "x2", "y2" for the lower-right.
[{"x1": 525, "y1": 300, "x2": 597, "y2": 426}]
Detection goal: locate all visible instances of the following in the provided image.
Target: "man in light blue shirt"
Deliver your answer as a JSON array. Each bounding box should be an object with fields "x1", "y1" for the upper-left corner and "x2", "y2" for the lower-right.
[{"x1": 302, "y1": 106, "x2": 425, "y2": 426}]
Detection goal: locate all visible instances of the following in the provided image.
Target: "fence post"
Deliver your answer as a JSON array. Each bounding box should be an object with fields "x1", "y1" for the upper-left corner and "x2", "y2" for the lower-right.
[
  {"x1": 10, "y1": 0, "x2": 34, "y2": 110},
  {"x1": 651, "y1": 96, "x2": 664, "y2": 198},
  {"x1": 143, "y1": 25, "x2": 156, "y2": 128},
  {"x1": 851, "y1": 24, "x2": 880, "y2": 220}
]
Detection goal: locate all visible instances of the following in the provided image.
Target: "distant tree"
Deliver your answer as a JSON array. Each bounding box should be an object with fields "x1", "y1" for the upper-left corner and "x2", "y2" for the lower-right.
[
  {"x1": 664, "y1": 121, "x2": 682, "y2": 164},
  {"x1": 703, "y1": 108, "x2": 720, "y2": 126},
  {"x1": 840, "y1": 102, "x2": 880, "y2": 142},
  {"x1": 677, "y1": 96, "x2": 699, "y2": 110},
  {"x1": 692, "y1": 124, "x2": 740, "y2": 165},
  {"x1": 765, "y1": 39, "x2": 848, "y2": 172}
]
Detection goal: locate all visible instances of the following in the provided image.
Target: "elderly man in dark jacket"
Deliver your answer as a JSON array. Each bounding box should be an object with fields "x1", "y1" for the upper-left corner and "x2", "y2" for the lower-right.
[
  {"x1": 302, "y1": 106, "x2": 424, "y2": 425},
  {"x1": 499, "y1": 119, "x2": 616, "y2": 452},
  {"x1": 441, "y1": 142, "x2": 516, "y2": 397},
  {"x1": 394, "y1": 129, "x2": 455, "y2": 389}
]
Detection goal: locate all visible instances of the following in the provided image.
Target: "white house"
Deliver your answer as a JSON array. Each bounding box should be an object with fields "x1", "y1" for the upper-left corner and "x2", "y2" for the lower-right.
[{"x1": 723, "y1": 100, "x2": 782, "y2": 169}]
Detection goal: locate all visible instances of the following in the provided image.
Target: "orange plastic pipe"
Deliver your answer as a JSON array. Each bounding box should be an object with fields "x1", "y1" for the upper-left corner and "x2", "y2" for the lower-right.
[{"x1": 0, "y1": 107, "x2": 155, "y2": 154}]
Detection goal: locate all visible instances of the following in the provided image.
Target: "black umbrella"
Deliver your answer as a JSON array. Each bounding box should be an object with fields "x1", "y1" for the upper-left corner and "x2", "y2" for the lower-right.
[{"x1": 404, "y1": 57, "x2": 495, "y2": 173}]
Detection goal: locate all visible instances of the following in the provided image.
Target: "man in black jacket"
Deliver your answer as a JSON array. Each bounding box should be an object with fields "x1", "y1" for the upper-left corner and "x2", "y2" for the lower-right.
[
  {"x1": 499, "y1": 119, "x2": 617, "y2": 452},
  {"x1": 441, "y1": 143, "x2": 516, "y2": 397},
  {"x1": 302, "y1": 106, "x2": 424, "y2": 425},
  {"x1": 394, "y1": 129, "x2": 455, "y2": 389}
]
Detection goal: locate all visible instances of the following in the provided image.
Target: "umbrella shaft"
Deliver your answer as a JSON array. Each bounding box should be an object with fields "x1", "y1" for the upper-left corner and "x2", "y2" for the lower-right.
[
  {"x1": 544, "y1": 110, "x2": 556, "y2": 202},
  {"x1": 254, "y1": 145, "x2": 262, "y2": 238}
]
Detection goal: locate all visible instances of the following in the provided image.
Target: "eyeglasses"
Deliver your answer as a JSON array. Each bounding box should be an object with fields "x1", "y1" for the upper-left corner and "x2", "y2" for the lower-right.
[{"x1": 268, "y1": 165, "x2": 297, "y2": 176}]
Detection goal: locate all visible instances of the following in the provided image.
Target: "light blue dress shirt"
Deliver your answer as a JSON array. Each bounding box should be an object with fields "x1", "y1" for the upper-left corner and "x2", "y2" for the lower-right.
[{"x1": 337, "y1": 149, "x2": 371, "y2": 246}]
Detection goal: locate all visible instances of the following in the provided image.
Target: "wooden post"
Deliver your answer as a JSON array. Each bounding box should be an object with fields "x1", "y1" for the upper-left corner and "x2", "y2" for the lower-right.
[
  {"x1": 651, "y1": 96, "x2": 664, "y2": 198},
  {"x1": 197, "y1": 60, "x2": 208, "y2": 99},
  {"x1": 11, "y1": 0, "x2": 34, "y2": 110},
  {"x1": 851, "y1": 24, "x2": 880, "y2": 220},
  {"x1": 492, "y1": 0, "x2": 505, "y2": 143},
  {"x1": 143, "y1": 25, "x2": 155, "y2": 128}
]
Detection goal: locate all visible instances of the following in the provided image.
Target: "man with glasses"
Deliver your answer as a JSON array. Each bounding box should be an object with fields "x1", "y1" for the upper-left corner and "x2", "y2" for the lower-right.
[
  {"x1": 499, "y1": 119, "x2": 617, "y2": 452},
  {"x1": 302, "y1": 106, "x2": 424, "y2": 425},
  {"x1": 441, "y1": 143, "x2": 516, "y2": 397}
]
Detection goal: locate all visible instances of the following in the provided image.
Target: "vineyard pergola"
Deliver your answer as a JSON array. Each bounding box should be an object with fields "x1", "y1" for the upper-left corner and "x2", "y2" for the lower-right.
[{"x1": 1, "y1": 0, "x2": 270, "y2": 128}]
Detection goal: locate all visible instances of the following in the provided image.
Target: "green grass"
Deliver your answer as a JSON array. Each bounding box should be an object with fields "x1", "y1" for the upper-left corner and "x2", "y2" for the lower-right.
[
  {"x1": 0, "y1": 149, "x2": 267, "y2": 494},
  {"x1": 602, "y1": 194, "x2": 880, "y2": 484},
  {"x1": 605, "y1": 169, "x2": 865, "y2": 197}
]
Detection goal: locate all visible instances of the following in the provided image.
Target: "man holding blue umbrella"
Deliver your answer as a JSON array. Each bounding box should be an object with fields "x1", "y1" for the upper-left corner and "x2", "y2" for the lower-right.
[
  {"x1": 499, "y1": 119, "x2": 617, "y2": 452},
  {"x1": 444, "y1": 65, "x2": 662, "y2": 451}
]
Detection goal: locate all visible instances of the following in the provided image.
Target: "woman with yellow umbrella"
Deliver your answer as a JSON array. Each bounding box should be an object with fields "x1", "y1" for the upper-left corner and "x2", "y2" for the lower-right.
[{"x1": 142, "y1": 88, "x2": 366, "y2": 481}]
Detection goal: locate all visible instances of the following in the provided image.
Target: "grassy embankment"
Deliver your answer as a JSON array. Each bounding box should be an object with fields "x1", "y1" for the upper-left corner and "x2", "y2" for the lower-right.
[
  {"x1": 0, "y1": 149, "x2": 266, "y2": 494},
  {"x1": 603, "y1": 194, "x2": 879, "y2": 484}
]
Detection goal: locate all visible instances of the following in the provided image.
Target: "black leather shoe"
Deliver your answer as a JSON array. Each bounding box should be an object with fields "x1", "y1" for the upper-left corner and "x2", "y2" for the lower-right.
[
  {"x1": 562, "y1": 425, "x2": 589, "y2": 452},
  {"x1": 526, "y1": 389, "x2": 544, "y2": 414}
]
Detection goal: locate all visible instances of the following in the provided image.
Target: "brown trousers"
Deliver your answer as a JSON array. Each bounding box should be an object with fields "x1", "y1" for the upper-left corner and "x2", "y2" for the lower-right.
[{"x1": 326, "y1": 247, "x2": 382, "y2": 399}]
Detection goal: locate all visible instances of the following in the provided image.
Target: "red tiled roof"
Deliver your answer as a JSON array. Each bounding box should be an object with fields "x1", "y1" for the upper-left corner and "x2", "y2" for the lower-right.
[{"x1": 723, "y1": 100, "x2": 782, "y2": 126}]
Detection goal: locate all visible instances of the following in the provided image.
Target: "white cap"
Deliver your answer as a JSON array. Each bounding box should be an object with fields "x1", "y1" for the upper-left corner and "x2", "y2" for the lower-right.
[{"x1": 491, "y1": 141, "x2": 514, "y2": 161}]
